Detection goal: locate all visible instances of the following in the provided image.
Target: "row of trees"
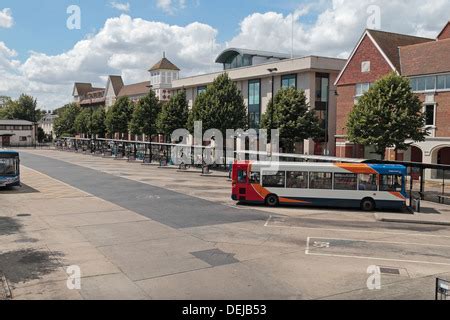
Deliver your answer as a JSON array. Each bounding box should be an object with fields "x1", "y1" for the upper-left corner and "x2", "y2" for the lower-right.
[
  {"x1": 53, "y1": 72, "x2": 428, "y2": 159},
  {"x1": 54, "y1": 74, "x2": 324, "y2": 152},
  {"x1": 54, "y1": 88, "x2": 190, "y2": 141}
]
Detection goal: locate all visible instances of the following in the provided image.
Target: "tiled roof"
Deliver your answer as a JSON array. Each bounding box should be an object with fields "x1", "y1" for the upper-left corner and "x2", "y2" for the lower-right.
[
  {"x1": 400, "y1": 38, "x2": 450, "y2": 76},
  {"x1": 437, "y1": 21, "x2": 450, "y2": 40},
  {"x1": 108, "y1": 76, "x2": 124, "y2": 96},
  {"x1": 149, "y1": 57, "x2": 180, "y2": 71},
  {"x1": 368, "y1": 29, "x2": 433, "y2": 71},
  {"x1": 117, "y1": 81, "x2": 151, "y2": 97},
  {"x1": 74, "y1": 83, "x2": 93, "y2": 96}
]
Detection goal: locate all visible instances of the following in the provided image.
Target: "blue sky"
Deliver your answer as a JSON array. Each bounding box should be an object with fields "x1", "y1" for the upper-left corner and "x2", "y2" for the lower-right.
[
  {"x1": 0, "y1": 0, "x2": 449, "y2": 109},
  {"x1": 0, "y1": 0, "x2": 311, "y2": 63}
]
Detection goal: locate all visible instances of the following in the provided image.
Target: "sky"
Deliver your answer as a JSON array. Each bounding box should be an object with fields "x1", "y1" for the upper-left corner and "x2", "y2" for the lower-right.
[{"x1": 0, "y1": 0, "x2": 449, "y2": 110}]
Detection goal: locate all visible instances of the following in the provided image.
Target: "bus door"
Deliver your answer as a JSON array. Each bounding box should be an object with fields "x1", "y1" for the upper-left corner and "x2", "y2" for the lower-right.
[{"x1": 233, "y1": 164, "x2": 249, "y2": 201}]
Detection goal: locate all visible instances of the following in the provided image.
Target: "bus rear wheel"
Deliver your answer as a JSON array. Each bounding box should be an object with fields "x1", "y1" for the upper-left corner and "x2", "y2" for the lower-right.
[
  {"x1": 361, "y1": 198, "x2": 376, "y2": 212},
  {"x1": 265, "y1": 194, "x2": 279, "y2": 207}
]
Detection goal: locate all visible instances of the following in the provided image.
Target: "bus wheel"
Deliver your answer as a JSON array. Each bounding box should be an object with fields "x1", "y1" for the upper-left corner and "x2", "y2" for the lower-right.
[
  {"x1": 361, "y1": 198, "x2": 376, "y2": 212},
  {"x1": 265, "y1": 194, "x2": 279, "y2": 207}
]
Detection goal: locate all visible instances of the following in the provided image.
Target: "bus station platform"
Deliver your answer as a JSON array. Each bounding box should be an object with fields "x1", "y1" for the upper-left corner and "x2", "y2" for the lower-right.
[{"x1": 375, "y1": 200, "x2": 450, "y2": 226}]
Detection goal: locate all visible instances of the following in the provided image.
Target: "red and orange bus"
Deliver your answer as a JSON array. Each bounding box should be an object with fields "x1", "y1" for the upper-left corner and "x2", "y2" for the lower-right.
[{"x1": 231, "y1": 161, "x2": 407, "y2": 211}]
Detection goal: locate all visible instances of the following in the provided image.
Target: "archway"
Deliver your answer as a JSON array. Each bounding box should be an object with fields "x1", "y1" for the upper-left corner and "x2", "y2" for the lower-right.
[
  {"x1": 431, "y1": 145, "x2": 450, "y2": 179},
  {"x1": 410, "y1": 146, "x2": 423, "y2": 163},
  {"x1": 437, "y1": 147, "x2": 450, "y2": 165}
]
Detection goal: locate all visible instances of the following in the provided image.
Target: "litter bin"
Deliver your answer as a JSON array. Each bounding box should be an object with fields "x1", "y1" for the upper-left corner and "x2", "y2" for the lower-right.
[
  {"x1": 412, "y1": 196, "x2": 421, "y2": 213},
  {"x1": 202, "y1": 165, "x2": 210, "y2": 175}
]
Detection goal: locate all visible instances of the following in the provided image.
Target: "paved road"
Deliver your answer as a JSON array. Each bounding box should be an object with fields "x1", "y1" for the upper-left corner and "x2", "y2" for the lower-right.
[
  {"x1": 20, "y1": 152, "x2": 268, "y2": 229},
  {"x1": 9, "y1": 150, "x2": 450, "y2": 299}
]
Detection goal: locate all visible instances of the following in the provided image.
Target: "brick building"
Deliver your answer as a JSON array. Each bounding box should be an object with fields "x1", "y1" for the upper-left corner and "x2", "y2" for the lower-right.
[{"x1": 335, "y1": 22, "x2": 450, "y2": 178}]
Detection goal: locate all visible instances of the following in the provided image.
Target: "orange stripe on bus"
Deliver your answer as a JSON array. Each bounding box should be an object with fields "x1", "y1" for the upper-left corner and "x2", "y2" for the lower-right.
[
  {"x1": 335, "y1": 163, "x2": 378, "y2": 174},
  {"x1": 389, "y1": 191, "x2": 406, "y2": 200}
]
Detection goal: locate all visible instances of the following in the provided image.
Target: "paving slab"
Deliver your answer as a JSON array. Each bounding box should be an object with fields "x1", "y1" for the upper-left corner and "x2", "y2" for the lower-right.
[
  {"x1": 77, "y1": 220, "x2": 181, "y2": 247},
  {"x1": 79, "y1": 273, "x2": 148, "y2": 300},
  {"x1": 97, "y1": 236, "x2": 214, "y2": 281},
  {"x1": 136, "y1": 262, "x2": 303, "y2": 300}
]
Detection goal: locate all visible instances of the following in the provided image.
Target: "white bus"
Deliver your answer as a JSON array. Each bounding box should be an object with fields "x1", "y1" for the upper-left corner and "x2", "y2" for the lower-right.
[{"x1": 231, "y1": 162, "x2": 407, "y2": 211}]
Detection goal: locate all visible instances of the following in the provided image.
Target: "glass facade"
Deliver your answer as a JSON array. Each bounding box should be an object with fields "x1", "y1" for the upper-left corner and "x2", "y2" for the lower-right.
[
  {"x1": 224, "y1": 54, "x2": 253, "y2": 70},
  {"x1": 315, "y1": 73, "x2": 330, "y2": 143},
  {"x1": 281, "y1": 74, "x2": 297, "y2": 88},
  {"x1": 248, "y1": 79, "x2": 261, "y2": 129}
]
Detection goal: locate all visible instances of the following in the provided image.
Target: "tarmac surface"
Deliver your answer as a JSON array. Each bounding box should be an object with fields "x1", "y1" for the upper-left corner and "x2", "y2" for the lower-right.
[{"x1": 1, "y1": 149, "x2": 449, "y2": 300}]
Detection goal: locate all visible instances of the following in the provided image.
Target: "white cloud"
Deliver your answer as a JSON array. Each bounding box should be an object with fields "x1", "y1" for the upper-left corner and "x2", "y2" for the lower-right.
[
  {"x1": 228, "y1": 0, "x2": 450, "y2": 59},
  {"x1": 0, "y1": 8, "x2": 14, "y2": 28},
  {"x1": 156, "y1": 0, "x2": 189, "y2": 14},
  {"x1": 110, "y1": 2, "x2": 130, "y2": 12},
  {"x1": 1, "y1": 0, "x2": 450, "y2": 110},
  {"x1": 0, "y1": 15, "x2": 221, "y2": 109}
]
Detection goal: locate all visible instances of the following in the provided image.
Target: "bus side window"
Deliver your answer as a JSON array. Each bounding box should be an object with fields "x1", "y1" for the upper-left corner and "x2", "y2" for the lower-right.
[
  {"x1": 380, "y1": 175, "x2": 402, "y2": 192},
  {"x1": 249, "y1": 172, "x2": 260, "y2": 184},
  {"x1": 358, "y1": 174, "x2": 378, "y2": 191},
  {"x1": 237, "y1": 170, "x2": 247, "y2": 184}
]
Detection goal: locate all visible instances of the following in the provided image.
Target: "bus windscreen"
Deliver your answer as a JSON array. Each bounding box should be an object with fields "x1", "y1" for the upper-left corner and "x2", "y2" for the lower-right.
[{"x1": 0, "y1": 157, "x2": 18, "y2": 176}]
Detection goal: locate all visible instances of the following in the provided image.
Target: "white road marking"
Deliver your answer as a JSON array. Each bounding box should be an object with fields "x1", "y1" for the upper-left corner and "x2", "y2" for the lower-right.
[
  {"x1": 309, "y1": 236, "x2": 450, "y2": 248},
  {"x1": 264, "y1": 215, "x2": 272, "y2": 227},
  {"x1": 265, "y1": 219, "x2": 450, "y2": 239},
  {"x1": 305, "y1": 236, "x2": 450, "y2": 267},
  {"x1": 306, "y1": 252, "x2": 450, "y2": 267}
]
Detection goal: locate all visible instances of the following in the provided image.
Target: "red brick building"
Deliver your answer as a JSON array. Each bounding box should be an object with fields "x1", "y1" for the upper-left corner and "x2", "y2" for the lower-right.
[{"x1": 335, "y1": 22, "x2": 450, "y2": 179}]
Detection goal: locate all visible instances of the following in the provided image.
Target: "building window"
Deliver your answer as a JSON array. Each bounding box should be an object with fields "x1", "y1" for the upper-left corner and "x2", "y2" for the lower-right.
[
  {"x1": 361, "y1": 61, "x2": 371, "y2": 73},
  {"x1": 315, "y1": 73, "x2": 330, "y2": 138},
  {"x1": 355, "y1": 83, "x2": 371, "y2": 97},
  {"x1": 425, "y1": 104, "x2": 435, "y2": 126},
  {"x1": 19, "y1": 136, "x2": 27, "y2": 142},
  {"x1": 281, "y1": 74, "x2": 297, "y2": 88},
  {"x1": 410, "y1": 74, "x2": 450, "y2": 92},
  {"x1": 197, "y1": 86, "x2": 207, "y2": 95},
  {"x1": 248, "y1": 79, "x2": 261, "y2": 129}
]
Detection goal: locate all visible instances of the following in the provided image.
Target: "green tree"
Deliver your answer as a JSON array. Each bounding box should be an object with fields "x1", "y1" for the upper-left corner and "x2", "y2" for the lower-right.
[
  {"x1": 105, "y1": 97, "x2": 133, "y2": 138},
  {"x1": 189, "y1": 73, "x2": 247, "y2": 135},
  {"x1": 261, "y1": 87, "x2": 323, "y2": 153},
  {"x1": 129, "y1": 91, "x2": 161, "y2": 140},
  {"x1": 347, "y1": 73, "x2": 428, "y2": 159},
  {"x1": 158, "y1": 90, "x2": 189, "y2": 142},
  {"x1": 37, "y1": 127, "x2": 46, "y2": 143},
  {"x1": 0, "y1": 94, "x2": 43, "y2": 122},
  {"x1": 91, "y1": 108, "x2": 106, "y2": 138},
  {"x1": 54, "y1": 103, "x2": 80, "y2": 137},
  {"x1": 260, "y1": 99, "x2": 278, "y2": 140},
  {"x1": 74, "y1": 108, "x2": 92, "y2": 136}
]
